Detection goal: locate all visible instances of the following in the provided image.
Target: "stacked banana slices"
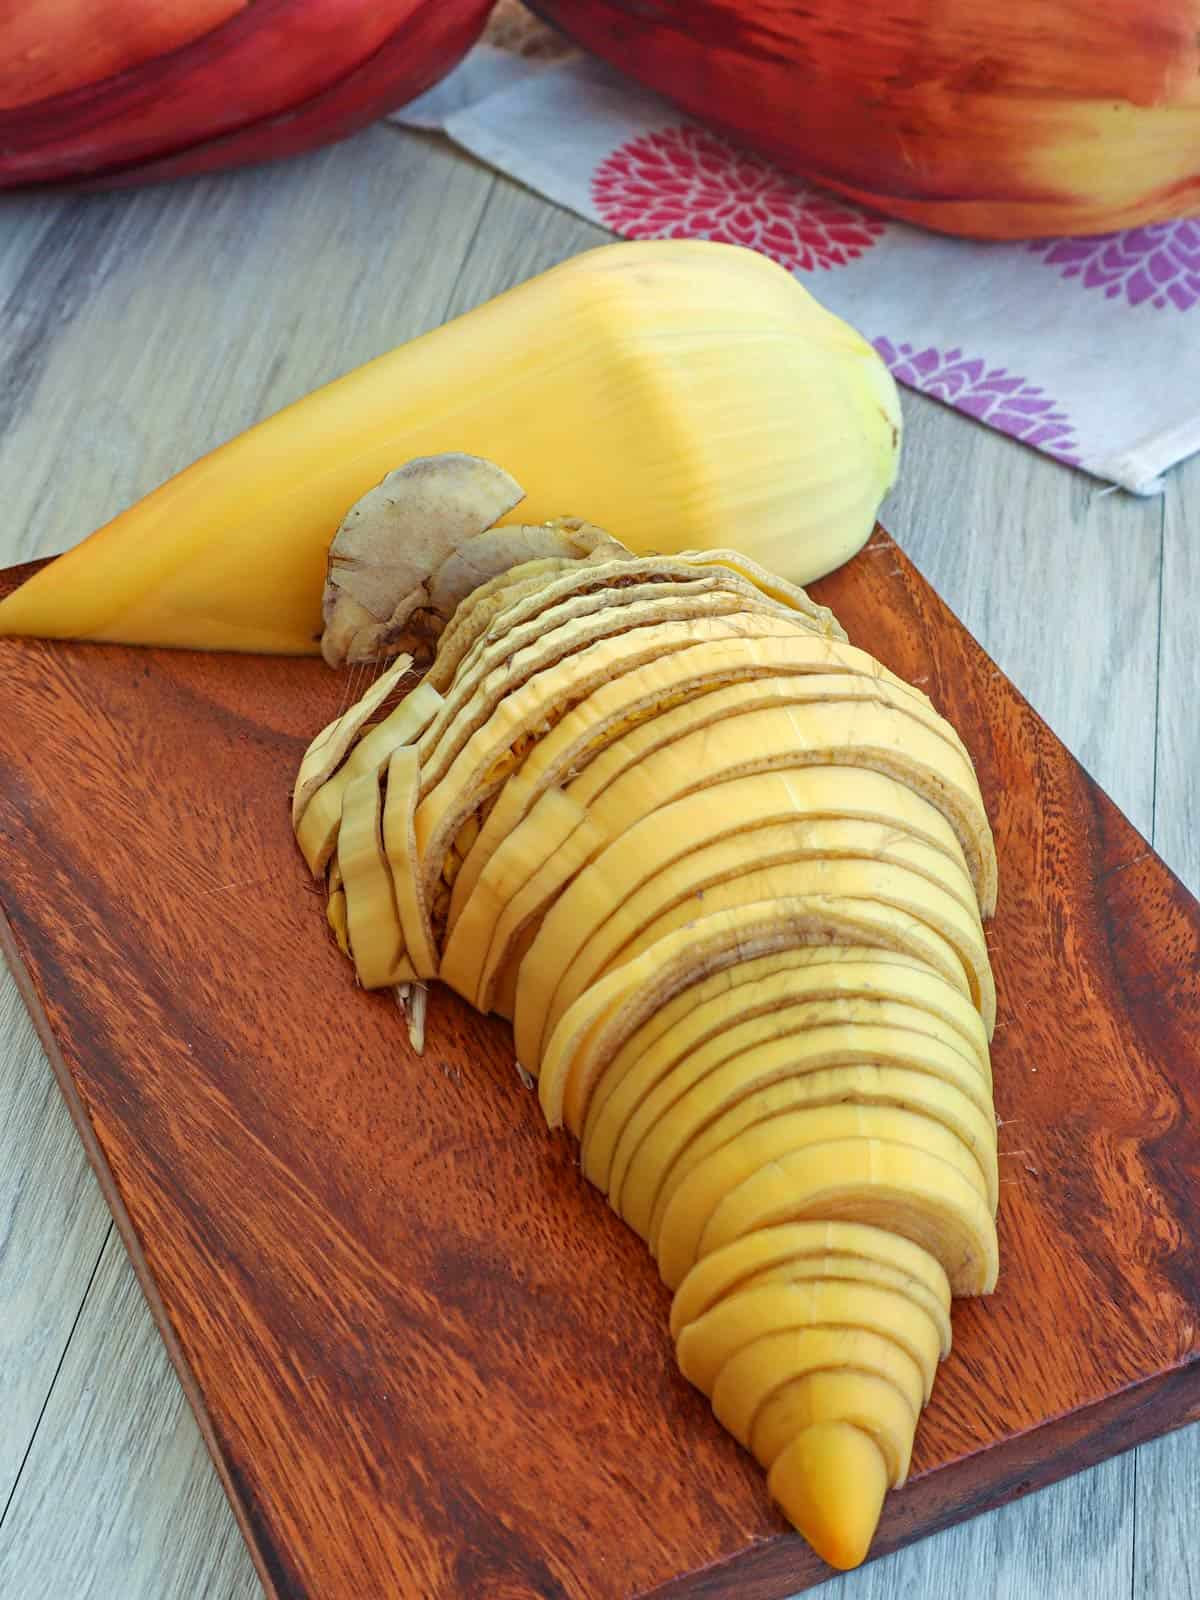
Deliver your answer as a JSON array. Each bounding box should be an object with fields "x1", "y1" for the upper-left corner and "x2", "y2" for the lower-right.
[{"x1": 292, "y1": 455, "x2": 1000, "y2": 1572}]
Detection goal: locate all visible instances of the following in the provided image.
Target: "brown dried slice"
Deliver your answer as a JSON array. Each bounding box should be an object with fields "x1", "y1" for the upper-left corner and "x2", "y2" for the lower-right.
[
  {"x1": 291, "y1": 651, "x2": 413, "y2": 826},
  {"x1": 321, "y1": 454, "x2": 524, "y2": 666},
  {"x1": 448, "y1": 644, "x2": 989, "y2": 932},
  {"x1": 585, "y1": 955, "x2": 990, "y2": 1198},
  {"x1": 693, "y1": 1139, "x2": 1000, "y2": 1297},
  {"x1": 528, "y1": 853, "x2": 995, "y2": 1068},
  {"x1": 382, "y1": 748, "x2": 438, "y2": 980},
  {"x1": 295, "y1": 679, "x2": 444, "y2": 876},
  {"x1": 535, "y1": 899, "x2": 983, "y2": 1136},
  {"x1": 338, "y1": 771, "x2": 407, "y2": 989},
  {"x1": 515, "y1": 811, "x2": 980, "y2": 1071},
  {"x1": 426, "y1": 518, "x2": 628, "y2": 617},
  {"x1": 674, "y1": 1222, "x2": 950, "y2": 1344},
  {"x1": 635, "y1": 1060, "x2": 998, "y2": 1248}
]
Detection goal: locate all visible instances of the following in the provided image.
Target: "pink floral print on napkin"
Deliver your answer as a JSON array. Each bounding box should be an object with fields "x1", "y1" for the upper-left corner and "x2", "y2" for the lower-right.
[
  {"x1": 591, "y1": 124, "x2": 885, "y2": 273},
  {"x1": 1029, "y1": 221, "x2": 1200, "y2": 312},
  {"x1": 873, "y1": 340, "x2": 1082, "y2": 464}
]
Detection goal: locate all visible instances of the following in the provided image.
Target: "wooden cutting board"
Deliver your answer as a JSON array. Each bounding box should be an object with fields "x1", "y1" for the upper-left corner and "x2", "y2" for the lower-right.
[{"x1": 1, "y1": 532, "x2": 1197, "y2": 1600}]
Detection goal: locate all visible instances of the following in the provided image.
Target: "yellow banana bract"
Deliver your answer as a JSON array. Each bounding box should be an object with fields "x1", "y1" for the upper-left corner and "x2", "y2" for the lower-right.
[
  {"x1": 669, "y1": 1220, "x2": 951, "y2": 1343},
  {"x1": 0, "y1": 241, "x2": 899, "y2": 653},
  {"x1": 697, "y1": 1139, "x2": 1000, "y2": 1296},
  {"x1": 655, "y1": 1105, "x2": 990, "y2": 1288},
  {"x1": 676, "y1": 1276, "x2": 940, "y2": 1399}
]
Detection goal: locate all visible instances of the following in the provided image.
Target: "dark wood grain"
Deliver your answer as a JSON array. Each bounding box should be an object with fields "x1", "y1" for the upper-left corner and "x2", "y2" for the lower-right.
[{"x1": 0, "y1": 533, "x2": 1197, "y2": 1600}]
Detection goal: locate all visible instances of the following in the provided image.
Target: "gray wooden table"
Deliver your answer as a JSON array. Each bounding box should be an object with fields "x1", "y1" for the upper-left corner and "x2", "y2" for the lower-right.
[{"x1": 0, "y1": 123, "x2": 1197, "y2": 1600}]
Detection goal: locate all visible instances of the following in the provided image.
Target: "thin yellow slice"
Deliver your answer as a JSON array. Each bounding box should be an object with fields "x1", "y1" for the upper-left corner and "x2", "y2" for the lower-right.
[
  {"x1": 586, "y1": 975, "x2": 991, "y2": 1197},
  {"x1": 382, "y1": 748, "x2": 438, "y2": 980},
  {"x1": 486, "y1": 764, "x2": 978, "y2": 1035},
  {"x1": 607, "y1": 996, "x2": 992, "y2": 1191},
  {"x1": 424, "y1": 555, "x2": 824, "y2": 767},
  {"x1": 655, "y1": 1105, "x2": 989, "y2": 1289},
  {"x1": 676, "y1": 1276, "x2": 940, "y2": 1399},
  {"x1": 671, "y1": 1221, "x2": 951, "y2": 1341},
  {"x1": 640, "y1": 1063, "x2": 998, "y2": 1247},
  {"x1": 539, "y1": 899, "x2": 982, "y2": 1135},
  {"x1": 697, "y1": 1139, "x2": 1000, "y2": 1296},
  {"x1": 338, "y1": 771, "x2": 407, "y2": 989},
  {"x1": 609, "y1": 1005, "x2": 994, "y2": 1224},
  {"x1": 707, "y1": 1325, "x2": 925, "y2": 1444},
  {"x1": 755, "y1": 1373, "x2": 916, "y2": 1484},
  {"x1": 416, "y1": 612, "x2": 818, "y2": 911},
  {"x1": 448, "y1": 638, "x2": 985, "y2": 933},
  {"x1": 699, "y1": 1255, "x2": 952, "y2": 1362},
  {"x1": 567, "y1": 695, "x2": 994, "y2": 916},
  {"x1": 295, "y1": 679, "x2": 444, "y2": 876},
  {"x1": 291, "y1": 651, "x2": 413, "y2": 827},
  {"x1": 326, "y1": 886, "x2": 350, "y2": 957},
  {"x1": 523, "y1": 829, "x2": 989, "y2": 1070},
  {"x1": 768, "y1": 1422, "x2": 890, "y2": 1571},
  {"x1": 568, "y1": 855, "x2": 994, "y2": 1041},
  {"x1": 416, "y1": 598, "x2": 810, "y2": 803},
  {"x1": 458, "y1": 700, "x2": 993, "y2": 1011},
  {"x1": 438, "y1": 787, "x2": 592, "y2": 1006},
  {"x1": 537, "y1": 854, "x2": 990, "y2": 1093},
  {"x1": 429, "y1": 559, "x2": 580, "y2": 690},
  {"x1": 587, "y1": 951, "x2": 988, "y2": 1174},
  {"x1": 513, "y1": 771, "x2": 976, "y2": 1065}
]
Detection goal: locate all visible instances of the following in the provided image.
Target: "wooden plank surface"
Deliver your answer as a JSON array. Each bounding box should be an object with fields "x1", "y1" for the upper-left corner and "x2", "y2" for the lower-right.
[
  {"x1": 3, "y1": 518, "x2": 1199, "y2": 1597},
  {"x1": 0, "y1": 119, "x2": 1196, "y2": 1599}
]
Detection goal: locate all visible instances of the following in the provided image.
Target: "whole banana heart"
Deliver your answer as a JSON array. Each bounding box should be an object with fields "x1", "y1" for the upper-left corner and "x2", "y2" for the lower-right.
[
  {"x1": 0, "y1": 0, "x2": 492, "y2": 190},
  {"x1": 534, "y1": 0, "x2": 1200, "y2": 239}
]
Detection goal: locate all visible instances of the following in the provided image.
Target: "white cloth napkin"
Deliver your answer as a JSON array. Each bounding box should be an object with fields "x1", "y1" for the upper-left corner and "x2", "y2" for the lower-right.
[{"x1": 397, "y1": 43, "x2": 1200, "y2": 494}]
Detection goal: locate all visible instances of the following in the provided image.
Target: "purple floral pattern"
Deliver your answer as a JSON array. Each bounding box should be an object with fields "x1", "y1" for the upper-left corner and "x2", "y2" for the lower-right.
[
  {"x1": 591, "y1": 125, "x2": 885, "y2": 273},
  {"x1": 1029, "y1": 221, "x2": 1200, "y2": 311},
  {"x1": 873, "y1": 339, "x2": 1082, "y2": 464}
]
